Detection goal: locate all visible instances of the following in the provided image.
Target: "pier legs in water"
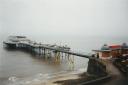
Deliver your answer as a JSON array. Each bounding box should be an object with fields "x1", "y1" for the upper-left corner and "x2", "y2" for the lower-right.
[
  {"x1": 87, "y1": 59, "x2": 107, "y2": 76},
  {"x1": 22, "y1": 46, "x2": 75, "y2": 70}
]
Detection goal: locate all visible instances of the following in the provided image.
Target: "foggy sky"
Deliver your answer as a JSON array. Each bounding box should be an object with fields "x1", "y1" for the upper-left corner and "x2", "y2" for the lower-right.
[{"x1": 0, "y1": 0, "x2": 128, "y2": 37}]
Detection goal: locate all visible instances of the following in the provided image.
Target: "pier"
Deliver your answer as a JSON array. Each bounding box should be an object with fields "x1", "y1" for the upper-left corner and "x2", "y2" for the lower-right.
[{"x1": 3, "y1": 36, "x2": 93, "y2": 59}]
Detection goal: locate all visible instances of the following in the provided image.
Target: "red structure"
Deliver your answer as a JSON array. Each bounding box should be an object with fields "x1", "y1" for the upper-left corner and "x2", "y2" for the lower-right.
[{"x1": 93, "y1": 43, "x2": 128, "y2": 59}]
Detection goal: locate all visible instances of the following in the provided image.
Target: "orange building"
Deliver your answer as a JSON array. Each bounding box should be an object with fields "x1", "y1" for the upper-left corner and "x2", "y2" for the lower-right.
[{"x1": 93, "y1": 43, "x2": 128, "y2": 59}]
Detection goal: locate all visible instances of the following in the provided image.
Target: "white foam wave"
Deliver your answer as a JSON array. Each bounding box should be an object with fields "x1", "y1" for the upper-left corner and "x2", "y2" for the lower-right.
[
  {"x1": 8, "y1": 76, "x2": 17, "y2": 82},
  {"x1": 78, "y1": 68, "x2": 86, "y2": 72}
]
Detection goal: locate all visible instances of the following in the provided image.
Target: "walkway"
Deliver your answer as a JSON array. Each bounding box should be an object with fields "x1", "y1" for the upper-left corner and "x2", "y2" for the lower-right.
[{"x1": 98, "y1": 60, "x2": 128, "y2": 85}]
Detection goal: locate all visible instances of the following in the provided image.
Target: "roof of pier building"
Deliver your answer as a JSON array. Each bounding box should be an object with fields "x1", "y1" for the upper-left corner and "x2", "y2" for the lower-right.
[
  {"x1": 122, "y1": 43, "x2": 128, "y2": 49},
  {"x1": 101, "y1": 44, "x2": 110, "y2": 51},
  {"x1": 7, "y1": 36, "x2": 30, "y2": 42}
]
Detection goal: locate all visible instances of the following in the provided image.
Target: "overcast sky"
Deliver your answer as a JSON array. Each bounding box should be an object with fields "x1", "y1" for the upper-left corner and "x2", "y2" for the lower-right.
[{"x1": 0, "y1": 0, "x2": 128, "y2": 37}]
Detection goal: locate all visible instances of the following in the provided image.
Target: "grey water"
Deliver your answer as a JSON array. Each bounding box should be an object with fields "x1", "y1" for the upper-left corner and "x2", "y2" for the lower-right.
[{"x1": 0, "y1": 34, "x2": 128, "y2": 85}]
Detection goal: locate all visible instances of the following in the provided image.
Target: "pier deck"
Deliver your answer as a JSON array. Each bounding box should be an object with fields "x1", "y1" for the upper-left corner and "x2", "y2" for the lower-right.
[{"x1": 3, "y1": 36, "x2": 93, "y2": 59}]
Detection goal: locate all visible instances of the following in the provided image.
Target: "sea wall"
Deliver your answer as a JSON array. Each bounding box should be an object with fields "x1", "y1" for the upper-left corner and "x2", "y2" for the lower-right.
[{"x1": 87, "y1": 59, "x2": 107, "y2": 76}]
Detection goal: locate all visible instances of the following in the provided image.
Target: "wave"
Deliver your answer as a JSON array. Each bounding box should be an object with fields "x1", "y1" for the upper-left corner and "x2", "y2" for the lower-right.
[{"x1": 7, "y1": 68, "x2": 86, "y2": 85}]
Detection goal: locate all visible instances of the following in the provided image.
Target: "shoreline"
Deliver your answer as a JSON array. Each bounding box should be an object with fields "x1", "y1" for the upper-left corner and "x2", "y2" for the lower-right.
[
  {"x1": 31, "y1": 70, "x2": 85, "y2": 85},
  {"x1": 31, "y1": 70, "x2": 110, "y2": 85},
  {"x1": 54, "y1": 72, "x2": 110, "y2": 85}
]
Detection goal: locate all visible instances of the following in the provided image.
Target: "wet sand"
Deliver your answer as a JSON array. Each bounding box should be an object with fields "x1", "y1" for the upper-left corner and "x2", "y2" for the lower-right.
[
  {"x1": 32, "y1": 71, "x2": 82, "y2": 85},
  {"x1": 32, "y1": 70, "x2": 106, "y2": 85}
]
